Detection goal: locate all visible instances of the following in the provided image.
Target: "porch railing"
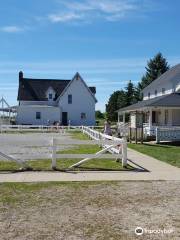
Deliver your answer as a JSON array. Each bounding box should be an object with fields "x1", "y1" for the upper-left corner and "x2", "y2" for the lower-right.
[{"x1": 156, "y1": 127, "x2": 180, "y2": 143}]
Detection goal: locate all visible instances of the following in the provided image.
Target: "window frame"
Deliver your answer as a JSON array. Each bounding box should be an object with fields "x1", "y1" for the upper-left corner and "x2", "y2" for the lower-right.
[
  {"x1": 81, "y1": 112, "x2": 86, "y2": 120},
  {"x1": 36, "y1": 112, "x2": 41, "y2": 120},
  {"x1": 49, "y1": 93, "x2": 53, "y2": 100},
  {"x1": 68, "y1": 94, "x2": 72, "y2": 104},
  {"x1": 162, "y1": 88, "x2": 165, "y2": 95}
]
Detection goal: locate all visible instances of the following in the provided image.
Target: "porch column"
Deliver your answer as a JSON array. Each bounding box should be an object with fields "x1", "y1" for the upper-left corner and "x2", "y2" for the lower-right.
[
  {"x1": 149, "y1": 109, "x2": 152, "y2": 129},
  {"x1": 123, "y1": 112, "x2": 126, "y2": 124},
  {"x1": 118, "y1": 112, "x2": 120, "y2": 123}
]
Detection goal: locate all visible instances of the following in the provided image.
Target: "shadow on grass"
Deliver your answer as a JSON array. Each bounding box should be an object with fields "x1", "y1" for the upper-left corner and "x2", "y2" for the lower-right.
[{"x1": 0, "y1": 162, "x2": 148, "y2": 173}]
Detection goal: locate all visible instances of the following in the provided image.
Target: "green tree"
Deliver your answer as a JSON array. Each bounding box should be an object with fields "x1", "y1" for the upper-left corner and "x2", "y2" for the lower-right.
[
  {"x1": 95, "y1": 110, "x2": 104, "y2": 119},
  {"x1": 106, "y1": 91, "x2": 122, "y2": 121},
  {"x1": 117, "y1": 90, "x2": 127, "y2": 109},
  {"x1": 138, "y1": 52, "x2": 170, "y2": 90},
  {"x1": 125, "y1": 80, "x2": 137, "y2": 105}
]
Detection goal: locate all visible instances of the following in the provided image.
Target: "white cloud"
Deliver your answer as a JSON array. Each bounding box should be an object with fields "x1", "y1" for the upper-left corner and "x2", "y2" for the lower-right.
[
  {"x1": 0, "y1": 25, "x2": 24, "y2": 33},
  {"x1": 48, "y1": 12, "x2": 83, "y2": 23},
  {"x1": 49, "y1": 0, "x2": 154, "y2": 23}
]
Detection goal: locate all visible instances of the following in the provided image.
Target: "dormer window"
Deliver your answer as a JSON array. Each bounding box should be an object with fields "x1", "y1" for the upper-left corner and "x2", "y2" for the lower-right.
[
  {"x1": 155, "y1": 90, "x2": 157, "y2": 96},
  {"x1": 162, "y1": 88, "x2": 165, "y2": 95},
  {"x1": 148, "y1": 92, "x2": 151, "y2": 99},
  {"x1": 46, "y1": 87, "x2": 55, "y2": 101},
  {"x1": 49, "y1": 93, "x2": 53, "y2": 100}
]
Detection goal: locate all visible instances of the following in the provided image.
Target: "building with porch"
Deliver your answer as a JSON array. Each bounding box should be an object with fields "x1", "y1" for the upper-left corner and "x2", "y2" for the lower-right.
[{"x1": 117, "y1": 64, "x2": 180, "y2": 137}]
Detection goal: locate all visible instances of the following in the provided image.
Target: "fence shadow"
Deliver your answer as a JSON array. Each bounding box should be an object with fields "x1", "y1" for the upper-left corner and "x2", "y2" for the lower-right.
[{"x1": 127, "y1": 159, "x2": 149, "y2": 172}]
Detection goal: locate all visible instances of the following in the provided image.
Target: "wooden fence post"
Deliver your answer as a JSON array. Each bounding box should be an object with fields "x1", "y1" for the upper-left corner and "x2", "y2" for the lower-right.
[{"x1": 51, "y1": 138, "x2": 57, "y2": 170}]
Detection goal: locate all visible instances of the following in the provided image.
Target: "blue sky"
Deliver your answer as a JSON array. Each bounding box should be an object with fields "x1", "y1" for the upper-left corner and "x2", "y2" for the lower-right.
[{"x1": 0, "y1": 0, "x2": 180, "y2": 111}]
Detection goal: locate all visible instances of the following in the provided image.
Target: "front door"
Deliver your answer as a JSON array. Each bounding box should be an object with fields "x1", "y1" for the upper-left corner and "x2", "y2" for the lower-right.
[{"x1": 62, "y1": 112, "x2": 68, "y2": 126}]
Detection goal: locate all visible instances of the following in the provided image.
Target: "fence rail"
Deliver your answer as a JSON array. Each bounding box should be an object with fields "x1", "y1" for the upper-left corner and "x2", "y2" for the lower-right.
[
  {"x1": 0, "y1": 125, "x2": 68, "y2": 133},
  {"x1": 81, "y1": 126, "x2": 127, "y2": 167},
  {"x1": 0, "y1": 125, "x2": 127, "y2": 170},
  {"x1": 0, "y1": 124, "x2": 105, "y2": 133}
]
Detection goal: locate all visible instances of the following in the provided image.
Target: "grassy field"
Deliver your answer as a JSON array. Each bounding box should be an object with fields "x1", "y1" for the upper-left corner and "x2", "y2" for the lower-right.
[
  {"x1": 68, "y1": 130, "x2": 90, "y2": 140},
  {"x1": 0, "y1": 158, "x2": 133, "y2": 171},
  {"x1": 128, "y1": 143, "x2": 180, "y2": 167},
  {"x1": 57, "y1": 144, "x2": 102, "y2": 154}
]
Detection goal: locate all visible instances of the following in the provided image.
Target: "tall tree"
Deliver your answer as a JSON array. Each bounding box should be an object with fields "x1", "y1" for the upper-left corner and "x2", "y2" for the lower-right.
[
  {"x1": 125, "y1": 80, "x2": 136, "y2": 105},
  {"x1": 106, "y1": 90, "x2": 124, "y2": 121},
  {"x1": 117, "y1": 90, "x2": 127, "y2": 109},
  {"x1": 138, "y1": 52, "x2": 170, "y2": 90}
]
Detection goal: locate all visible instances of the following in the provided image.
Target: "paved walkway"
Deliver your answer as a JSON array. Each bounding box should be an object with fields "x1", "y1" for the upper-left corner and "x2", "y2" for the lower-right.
[{"x1": 0, "y1": 148, "x2": 180, "y2": 182}]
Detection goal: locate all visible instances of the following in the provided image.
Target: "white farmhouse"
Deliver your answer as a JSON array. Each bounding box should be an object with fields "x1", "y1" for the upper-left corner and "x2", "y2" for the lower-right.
[
  {"x1": 117, "y1": 64, "x2": 180, "y2": 136},
  {"x1": 16, "y1": 71, "x2": 97, "y2": 126}
]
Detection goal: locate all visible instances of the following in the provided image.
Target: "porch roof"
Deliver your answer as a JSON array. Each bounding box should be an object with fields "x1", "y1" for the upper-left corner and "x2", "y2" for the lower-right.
[{"x1": 117, "y1": 93, "x2": 180, "y2": 113}]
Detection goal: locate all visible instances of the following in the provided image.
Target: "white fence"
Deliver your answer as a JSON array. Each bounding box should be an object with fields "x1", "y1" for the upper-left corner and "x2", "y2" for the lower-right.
[
  {"x1": 156, "y1": 127, "x2": 180, "y2": 143},
  {"x1": 82, "y1": 126, "x2": 127, "y2": 166},
  {"x1": 51, "y1": 127, "x2": 127, "y2": 168},
  {"x1": 0, "y1": 124, "x2": 67, "y2": 133},
  {"x1": 0, "y1": 125, "x2": 127, "y2": 170}
]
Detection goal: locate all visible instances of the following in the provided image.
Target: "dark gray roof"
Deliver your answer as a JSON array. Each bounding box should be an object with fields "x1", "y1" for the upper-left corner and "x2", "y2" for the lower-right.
[
  {"x1": 17, "y1": 71, "x2": 96, "y2": 101},
  {"x1": 142, "y1": 64, "x2": 180, "y2": 92},
  {"x1": 117, "y1": 93, "x2": 180, "y2": 112}
]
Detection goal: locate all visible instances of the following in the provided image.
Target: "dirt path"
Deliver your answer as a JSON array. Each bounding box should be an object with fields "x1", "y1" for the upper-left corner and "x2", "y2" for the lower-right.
[{"x1": 0, "y1": 181, "x2": 179, "y2": 240}]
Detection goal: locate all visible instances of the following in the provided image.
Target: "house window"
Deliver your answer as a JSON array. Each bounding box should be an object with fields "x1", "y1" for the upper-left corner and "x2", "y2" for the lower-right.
[
  {"x1": 49, "y1": 93, "x2": 53, "y2": 100},
  {"x1": 36, "y1": 112, "x2": 41, "y2": 120},
  {"x1": 81, "y1": 113, "x2": 86, "y2": 119},
  {"x1": 148, "y1": 92, "x2": 151, "y2": 99},
  {"x1": 155, "y1": 90, "x2": 157, "y2": 96},
  {"x1": 68, "y1": 94, "x2": 72, "y2": 104},
  {"x1": 162, "y1": 88, "x2": 165, "y2": 94}
]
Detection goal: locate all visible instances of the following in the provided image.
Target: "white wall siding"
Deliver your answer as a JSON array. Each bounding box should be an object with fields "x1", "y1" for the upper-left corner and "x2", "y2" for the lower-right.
[
  {"x1": 20, "y1": 101, "x2": 57, "y2": 106},
  {"x1": 172, "y1": 109, "x2": 180, "y2": 126},
  {"x1": 143, "y1": 82, "x2": 174, "y2": 100},
  {"x1": 16, "y1": 105, "x2": 60, "y2": 125},
  {"x1": 59, "y1": 78, "x2": 96, "y2": 126}
]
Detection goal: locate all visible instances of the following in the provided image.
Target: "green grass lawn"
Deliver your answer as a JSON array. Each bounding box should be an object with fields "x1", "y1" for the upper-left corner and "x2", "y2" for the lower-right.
[
  {"x1": 57, "y1": 144, "x2": 102, "y2": 154},
  {"x1": 128, "y1": 143, "x2": 180, "y2": 167},
  {"x1": 68, "y1": 130, "x2": 90, "y2": 140},
  {"x1": 0, "y1": 181, "x2": 111, "y2": 206},
  {"x1": 0, "y1": 158, "x2": 134, "y2": 171}
]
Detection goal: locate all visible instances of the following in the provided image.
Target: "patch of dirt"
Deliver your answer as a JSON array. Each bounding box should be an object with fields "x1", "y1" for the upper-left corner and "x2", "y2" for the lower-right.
[{"x1": 0, "y1": 181, "x2": 179, "y2": 240}]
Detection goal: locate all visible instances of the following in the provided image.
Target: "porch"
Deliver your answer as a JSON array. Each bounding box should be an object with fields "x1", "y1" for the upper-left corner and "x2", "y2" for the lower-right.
[
  {"x1": 117, "y1": 93, "x2": 180, "y2": 142},
  {"x1": 118, "y1": 108, "x2": 180, "y2": 136}
]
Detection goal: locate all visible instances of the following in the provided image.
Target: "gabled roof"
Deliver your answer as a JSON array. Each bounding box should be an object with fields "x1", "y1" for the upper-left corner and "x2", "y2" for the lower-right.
[
  {"x1": 17, "y1": 72, "x2": 96, "y2": 101},
  {"x1": 142, "y1": 64, "x2": 180, "y2": 92},
  {"x1": 57, "y1": 72, "x2": 97, "y2": 103},
  {"x1": 117, "y1": 93, "x2": 180, "y2": 113}
]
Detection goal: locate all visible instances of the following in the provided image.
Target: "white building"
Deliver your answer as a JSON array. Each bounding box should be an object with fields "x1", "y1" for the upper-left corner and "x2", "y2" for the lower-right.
[
  {"x1": 16, "y1": 71, "x2": 97, "y2": 126},
  {"x1": 117, "y1": 64, "x2": 180, "y2": 136}
]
